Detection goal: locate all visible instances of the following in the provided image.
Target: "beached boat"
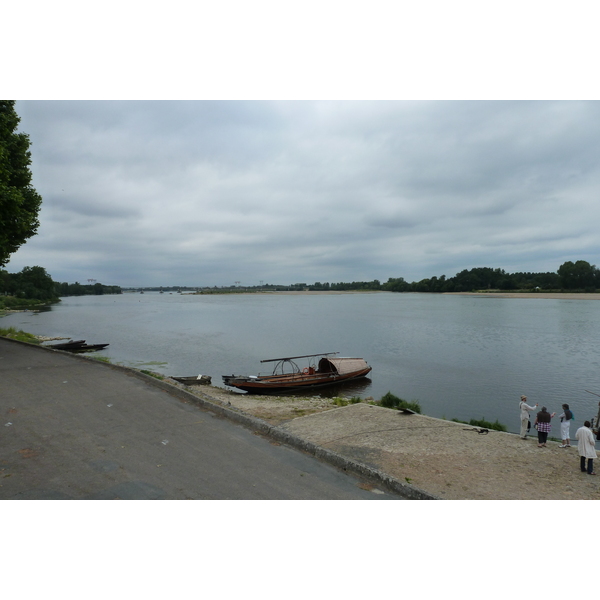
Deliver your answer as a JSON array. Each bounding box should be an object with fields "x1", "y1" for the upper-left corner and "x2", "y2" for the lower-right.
[
  {"x1": 222, "y1": 352, "x2": 372, "y2": 394},
  {"x1": 47, "y1": 340, "x2": 109, "y2": 352},
  {"x1": 171, "y1": 375, "x2": 212, "y2": 385},
  {"x1": 47, "y1": 339, "x2": 86, "y2": 350},
  {"x1": 68, "y1": 343, "x2": 110, "y2": 353}
]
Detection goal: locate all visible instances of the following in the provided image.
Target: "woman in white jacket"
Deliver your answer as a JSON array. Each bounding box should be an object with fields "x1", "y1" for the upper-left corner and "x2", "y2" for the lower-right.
[
  {"x1": 519, "y1": 395, "x2": 538, "y2": 439},
  {"x1": 576, "y1": 421, "x2": 597, "y2": 475}
]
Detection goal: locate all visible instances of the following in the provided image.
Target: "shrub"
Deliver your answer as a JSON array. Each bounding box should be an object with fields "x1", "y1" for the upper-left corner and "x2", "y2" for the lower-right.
[
  {"x1": 0, "y1": 327, "x2": 41, "y2": 344},
  {"x1": 379, "y1": 391, "x2": 422, "y2": 413},
  {"x1": 451, "y1": 416, "x2": 507, "y2": 432},
  {"x1": 469, "y1": 418, "x2": 507, "y2": 432},
  {"x1": 140, "y1": 369, "x2": 164, "y2": 380},
  {"x1": 332, "y1": 396, "x2": 363, "y2": 407}
]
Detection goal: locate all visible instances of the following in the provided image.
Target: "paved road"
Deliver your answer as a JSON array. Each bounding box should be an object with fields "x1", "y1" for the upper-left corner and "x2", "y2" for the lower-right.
[{"x1": 0, "y1": 339, "x2": 400, "y2": 499}]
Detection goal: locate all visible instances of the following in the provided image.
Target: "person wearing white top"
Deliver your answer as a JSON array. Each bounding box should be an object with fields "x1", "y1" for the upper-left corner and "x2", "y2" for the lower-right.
[
  {"x1": 519, "y1": 395, "x2": 538, "y2": 439},
  {"x1": 575, "y1": 421, "x2": 597, "y2": 475},
  {"x1": 558, "y1": 403, "x2": 574, "y2": 448}
]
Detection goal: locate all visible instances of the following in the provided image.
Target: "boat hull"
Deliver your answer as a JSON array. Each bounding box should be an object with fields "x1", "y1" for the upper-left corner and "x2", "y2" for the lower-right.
[
  {"x1": 171, "y1": 375, "x2": 212, "y2": 385},
  {"x1": 68, "y1": 344, "x2": 110, "y2": 353},
  {"x1": 222, "y1": 366, "x2": 372, "y2": 394}
]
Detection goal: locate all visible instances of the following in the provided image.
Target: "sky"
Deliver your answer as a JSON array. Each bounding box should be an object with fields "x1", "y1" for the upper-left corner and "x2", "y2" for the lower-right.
[
  {"x1": 4, "y1": 2, "x2": 600, "y2": 289},
  {"x1": 6, "y1": 99, "x2": 600, "y2": 288}
]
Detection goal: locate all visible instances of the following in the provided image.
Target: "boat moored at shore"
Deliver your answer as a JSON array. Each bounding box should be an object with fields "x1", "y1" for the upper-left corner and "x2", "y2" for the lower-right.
[{"x1": 222, "y1": 352, "x2": 372, "y2": 394}]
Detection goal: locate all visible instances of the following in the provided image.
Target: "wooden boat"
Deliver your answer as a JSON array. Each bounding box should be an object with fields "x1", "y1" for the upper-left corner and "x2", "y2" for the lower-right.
[
  {"x1": 48, "y1": 339, "x2": 86, "y2": 350},
  {"x1": 47, "y1": 340, "x2": 109, "y2": 352},
  {"x1": 69, "y1": 343, "x2": 109, "y2": 353},
  {"x1": 171, "y1": 375, "x2": 212, "y2": 385},
  {"x1": 222, "y1": 352, "x2": 372, "y2": 394}
]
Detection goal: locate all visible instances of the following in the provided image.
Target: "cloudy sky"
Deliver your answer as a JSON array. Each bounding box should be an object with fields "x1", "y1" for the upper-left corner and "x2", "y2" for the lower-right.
[
  {"x1": 7, "y1": 100, "x2": 600, "y2": 287},
  {"x1": 5, "y1": 3, "x2": 600, "y2": 288}
]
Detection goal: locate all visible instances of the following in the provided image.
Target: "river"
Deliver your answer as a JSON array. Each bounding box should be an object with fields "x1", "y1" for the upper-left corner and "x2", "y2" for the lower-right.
[{"x1": 4, "y1": 291, "x2": 600, "y2": 435}]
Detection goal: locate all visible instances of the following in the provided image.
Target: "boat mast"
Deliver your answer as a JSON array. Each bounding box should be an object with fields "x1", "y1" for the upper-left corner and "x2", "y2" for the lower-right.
[{"x1": 260, "y1": 352, "x2": 338, "y2": 363}]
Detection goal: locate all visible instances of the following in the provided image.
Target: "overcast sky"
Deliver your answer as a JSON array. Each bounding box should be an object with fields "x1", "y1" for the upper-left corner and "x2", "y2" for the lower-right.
[{"x1": 6, "y1": 100, "x2": 600, "y2": 287}]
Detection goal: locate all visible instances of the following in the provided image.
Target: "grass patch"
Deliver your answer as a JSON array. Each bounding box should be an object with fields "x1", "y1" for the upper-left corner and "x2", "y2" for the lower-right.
[
  {"x1": 451, "y1": 417, "x2": 507, "y2": 432},
  {"x1": 90, "y1": 355, "x2": 111, "y2": 363},
  {"x1": 332, "y1": 396, "x2": 363, "y2": 407},
  {"x1": 134, "y1": 361, "x2": 169, "y2": 367},
  {"x1": 0, "y1": 297, "x2": 52, "y2": 310},
  {"x1": 379, "y1": 391, "x2": 422, "y2": 413},
  {"x1": 140, "y1": 369, "x2": 164, "y2": 380},
  {"x1": 0, "y1": 327, "x2": 41, "y2": 344}
]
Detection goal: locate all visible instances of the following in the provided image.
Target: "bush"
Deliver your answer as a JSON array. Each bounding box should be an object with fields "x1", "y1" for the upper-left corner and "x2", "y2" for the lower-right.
[
  {"x1": 451, "y1": 416, "x2": 507, "y2": 432},
  {"x1": 379, "y1": 391, "x2": 422, "y2": 413},
  {"x1": 0, "y1": 296, "x2": 51, "y2": 310},
  {"x1": 140, "y1": 369, "x2": 164, "y2": 380},
  {"x1": 469, "y1": 418, "x2": 507, "y2": 432},
  {"x1": 332, "y1": 396, "x2": 364, "y2": 407},
  {"x1": 0, "y1": 327, "x2": 41, "y2": 344}
]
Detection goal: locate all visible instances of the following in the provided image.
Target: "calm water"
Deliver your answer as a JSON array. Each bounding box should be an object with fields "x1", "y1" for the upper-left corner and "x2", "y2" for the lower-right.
[{"x1": 4, "y1": 292, "x2": 600, "y2": 434}]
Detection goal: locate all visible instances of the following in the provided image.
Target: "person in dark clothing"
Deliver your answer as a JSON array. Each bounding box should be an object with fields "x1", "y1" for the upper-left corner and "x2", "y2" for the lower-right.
[{"x1": 534, "y1": 406, "x2": 555, "y2": 448}]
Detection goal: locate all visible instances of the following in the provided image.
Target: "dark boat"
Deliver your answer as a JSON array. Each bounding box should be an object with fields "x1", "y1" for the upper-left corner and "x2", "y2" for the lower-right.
[
  {"x1": 222, "y1": 352, "x2": 372, "y2": 394},
  {"x1": 47, "y1": 339, "x2": 86, "y2": 350},
  {"x1": 47, "y1": 340, "x2": 109, "y2": 352},
  {"x1": 68, "y1": 343, "x2": 110, "y2": 353},
  {"x1": 171, "y1": 375, "x2": 212, "y2": 385}
]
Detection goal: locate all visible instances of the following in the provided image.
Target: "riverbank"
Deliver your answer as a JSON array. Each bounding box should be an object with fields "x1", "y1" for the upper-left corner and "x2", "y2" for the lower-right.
[
  {"x1": 169, "y1": 381, "x2": 600, "y2": 500},
  {"x1": 3, "y1": 332, "x2": 598, "y2": 499},
  {"x1": 445, "y1": 292, "x2": 600, "y2": 300}
]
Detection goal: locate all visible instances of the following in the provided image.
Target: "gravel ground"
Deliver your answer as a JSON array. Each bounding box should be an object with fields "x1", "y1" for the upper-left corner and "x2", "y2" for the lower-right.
[{"x1": 172, "y1": 381, "x2": 600, "y2": 500}]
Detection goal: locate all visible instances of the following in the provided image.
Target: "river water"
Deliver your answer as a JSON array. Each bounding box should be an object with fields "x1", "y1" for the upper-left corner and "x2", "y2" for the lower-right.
[{"x1": 4, "y1": 291, "x2": 600, "y2": 435}]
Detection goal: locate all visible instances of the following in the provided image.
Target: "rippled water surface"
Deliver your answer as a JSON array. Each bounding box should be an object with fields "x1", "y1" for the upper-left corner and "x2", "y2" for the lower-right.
[{"x1": 5, "y1": 292, "x2": 600, "y2": 434}]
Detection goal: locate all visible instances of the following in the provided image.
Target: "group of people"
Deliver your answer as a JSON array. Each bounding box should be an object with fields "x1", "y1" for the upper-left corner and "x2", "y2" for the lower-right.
[{"x1": 519, "y1": 395, "x2": 598, "y2": 475}]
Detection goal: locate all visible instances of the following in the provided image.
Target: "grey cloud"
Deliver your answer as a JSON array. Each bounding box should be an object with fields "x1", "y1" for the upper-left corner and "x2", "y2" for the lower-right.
[{"x1": 7, "y1": 100, "x2": 600, "y2": 287}]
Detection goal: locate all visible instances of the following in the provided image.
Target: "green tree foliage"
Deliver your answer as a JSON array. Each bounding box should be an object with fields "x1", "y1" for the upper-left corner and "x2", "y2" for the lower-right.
[
  {"x1": 382, "y1": 277, "x2": 411, "y2": 292},
  {"x1": 0, "y1": 101, "x2": 42, "y2": 266},
  {"x1": 1, "y1": 267, "x2": 121, "y2": 303},
  {"x1": 379, "y1": 391, "x2": 422, "y2": 413},
  {"x1": 327, "y1": 279, "x2": 381, "y2": 291},
  {"x1": 54, "y1": 281, "x2": 122, "y2": 296},
  {"x1": 557, "y1": 260, "x2": 599, "y2": 290},
  {"x1": 0, "y1": 265, "x2": 57, "y2": 305}
]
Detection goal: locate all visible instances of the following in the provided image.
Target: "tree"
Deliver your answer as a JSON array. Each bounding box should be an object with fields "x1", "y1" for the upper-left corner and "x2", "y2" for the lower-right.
[
  {"x1": 0, "y1": 101, "x2": 42, "y2": 266},
  {"x1": 558, "y1": 260, "x2": 599, "y2": 290},
  {"x1": 14, "y1": 265, "x2": 55, "y2": 300}
]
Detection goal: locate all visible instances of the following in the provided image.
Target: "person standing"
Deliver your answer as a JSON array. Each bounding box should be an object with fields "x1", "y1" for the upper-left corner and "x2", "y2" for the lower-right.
[
  {"x1": 558, "y1": 403, "x2": 574, "y2": 448},
  {"x1": 576, "y1": 421, "x2": 597, "y2": 475},
  {"x1": 519, "y1": 395, "x2": 538, "y2": 439},
  {"x1": 534, "y1": 406, "x2": 555, "y2": 447}
]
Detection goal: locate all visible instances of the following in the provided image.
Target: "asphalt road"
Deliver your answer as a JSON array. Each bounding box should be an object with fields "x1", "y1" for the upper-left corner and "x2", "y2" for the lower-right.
[{"x1": 0, "y1": 338, "x2": 400, "y2": 500}]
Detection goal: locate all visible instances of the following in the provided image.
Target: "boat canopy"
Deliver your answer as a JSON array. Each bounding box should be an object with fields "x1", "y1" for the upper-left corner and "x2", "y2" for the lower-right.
[{"x1": 318, "y1": 357, "x2": 369, "y2": 375}]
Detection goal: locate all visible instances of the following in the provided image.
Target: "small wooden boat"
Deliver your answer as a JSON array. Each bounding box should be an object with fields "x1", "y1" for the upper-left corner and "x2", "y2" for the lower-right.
[
  {"x1": 222, "y1": 352, "x2": 372, "y2": 394},
  {"x1": 171, "y1": 375, "x2": 212, "y2": 385},
  {"x1": 69, "y1": 343, "x2": 110, "y2": 353},
  {"x1": 47, "y1": 340, "x2": 109, "y2": 352},
  {"x1": 48, "y1": 339, "x2": 86, "y2": 350}
]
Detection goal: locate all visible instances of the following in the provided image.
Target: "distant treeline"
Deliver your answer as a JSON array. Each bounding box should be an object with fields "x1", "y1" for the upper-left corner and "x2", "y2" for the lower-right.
[
  {"x1": 306, "y1": 261, "x2": 600, "y2": 293},
  {"x1": 1, "y1": 266, "x2": 121, "y2": 308},
  {"x1": 54, "y1": 281, "x2": 122, "y2": 297},
  {"x1": 129, "y1": 261, "x2": 600, "y2": 295},
  {"x1": 3, "y1": 260, "x2": 598, "y2": 308}
]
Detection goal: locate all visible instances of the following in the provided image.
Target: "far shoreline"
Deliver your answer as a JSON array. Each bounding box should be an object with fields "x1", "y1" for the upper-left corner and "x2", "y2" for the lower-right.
[
  {"x1": 187, "y1": 289, "x2": 600, "y2": 299},
  {"x1": 240, "y1": 290, "x2": 600, "y2": 300},
  {"x1": 443, "y1": 292, "x2": 600, "y2": 300}
]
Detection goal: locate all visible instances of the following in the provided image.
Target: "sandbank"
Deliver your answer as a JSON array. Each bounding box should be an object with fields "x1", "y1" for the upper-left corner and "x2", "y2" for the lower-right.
[{"x1": 444, "y1": 292, "x2": 600, "y2": 300}]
